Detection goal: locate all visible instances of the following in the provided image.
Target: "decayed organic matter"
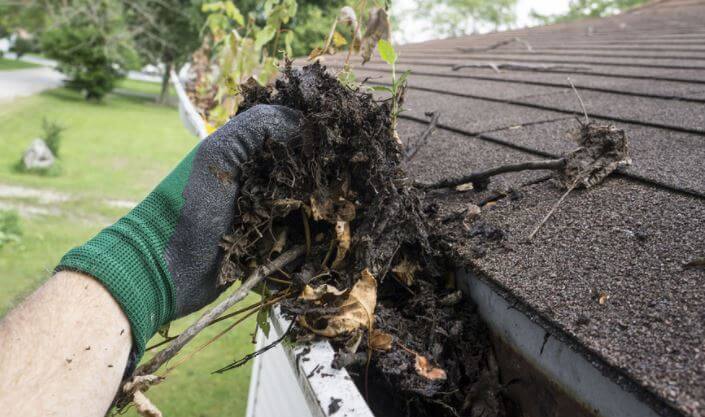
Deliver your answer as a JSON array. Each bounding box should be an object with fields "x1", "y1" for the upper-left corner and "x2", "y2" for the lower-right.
[{"x1": 122, "y1": 61, "x2": 630, "y2": 417}]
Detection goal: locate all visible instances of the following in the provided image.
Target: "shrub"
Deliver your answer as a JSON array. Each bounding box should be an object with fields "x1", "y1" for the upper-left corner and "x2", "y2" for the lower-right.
[
  {"x1": 42, "y1": 118, "x2": 64, "y2": 158},
  {"x1": 9, "y1": 35, "x2": 36, "y2": 59},
  {"x1": 0, "y1": 210, "x2": 21, "y2": 249},
  {"x1": 40, "y1": 0, "x2": 138, "y2": 101}
]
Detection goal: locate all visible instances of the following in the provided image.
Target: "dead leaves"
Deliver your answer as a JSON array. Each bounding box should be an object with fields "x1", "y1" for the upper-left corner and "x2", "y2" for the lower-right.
[
  {"x1": 414, "y1": 354, "x2": 448, "y2": 381},
  {"x1": 392, "y1": 257, "x2": 419, "y2": 286},
  {"x1": 361, "y1": 8, "x2": 391, "y2": 63},
  {"x1": 369, "y1": 329, "x2": 393, "y2": 351},
  {"x1": 299, "y1": 269, "x2": 377, "y2": 337},
  {"x1": 332, "y1": 221, "x2": 351, "y2": 269}
]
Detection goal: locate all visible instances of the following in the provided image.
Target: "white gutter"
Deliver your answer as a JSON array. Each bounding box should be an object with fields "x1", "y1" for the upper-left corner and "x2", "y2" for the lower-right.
[
  {"x1": 246, "y1": 306, "x2": 374, "y2": 417},
  {"x1": 170, "y1": 68, "x2": 209, "y2": 140},
  {"x1": 457, "y1": 267, "x2": 664, "y2": 417}
]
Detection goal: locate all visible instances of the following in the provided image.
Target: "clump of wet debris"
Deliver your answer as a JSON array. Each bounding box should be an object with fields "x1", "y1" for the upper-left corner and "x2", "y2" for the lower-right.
[
  {"x1": 216, "y1": 62, "x2": 630, "y2": 417},
  {"x1": 216, "y1": 61, "x2": 506, "y2": 417}
]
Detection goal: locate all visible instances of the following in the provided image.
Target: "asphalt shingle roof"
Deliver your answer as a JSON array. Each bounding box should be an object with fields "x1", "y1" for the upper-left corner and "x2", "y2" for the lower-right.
[{"x1": 323, "y1": 1, "x2": 705, "y2": 416}]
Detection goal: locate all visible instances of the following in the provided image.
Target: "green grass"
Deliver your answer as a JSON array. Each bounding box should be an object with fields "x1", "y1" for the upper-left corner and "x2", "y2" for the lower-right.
[
  {"x1": 116, "y1": 78, "x2": 176, "y2": 101},
  {"x1": 0, "y1": 86, "x2": 256, "y2": 417},
  {"x1": 0, "y1": 57, "x2": 40, "y2": 70}
]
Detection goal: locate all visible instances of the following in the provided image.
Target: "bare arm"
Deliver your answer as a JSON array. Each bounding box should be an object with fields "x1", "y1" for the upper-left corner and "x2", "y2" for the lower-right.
[{"x1": 0, "y1": 271, "x2": 132, "y2": 417}]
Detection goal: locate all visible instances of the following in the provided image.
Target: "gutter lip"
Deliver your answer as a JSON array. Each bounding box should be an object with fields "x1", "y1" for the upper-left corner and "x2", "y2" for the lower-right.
[{"x1": 458, "y1": 265, "x2": 687, "y2": 417}]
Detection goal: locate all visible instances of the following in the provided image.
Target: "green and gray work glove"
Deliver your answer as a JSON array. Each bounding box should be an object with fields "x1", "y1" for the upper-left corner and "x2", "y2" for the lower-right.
[{"x1": 57, "y1": 104, "x2": 302, "y2": 359}]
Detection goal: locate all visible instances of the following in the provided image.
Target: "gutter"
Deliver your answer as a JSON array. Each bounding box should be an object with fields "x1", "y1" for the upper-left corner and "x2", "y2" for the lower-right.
[{"x1": 170, "y1": 68, "x2": 674, "y2": 417}]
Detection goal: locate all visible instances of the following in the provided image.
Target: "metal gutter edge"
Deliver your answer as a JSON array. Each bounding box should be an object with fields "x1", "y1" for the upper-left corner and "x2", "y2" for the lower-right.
[
  {"x1": 248, "y1": 306, "x2": 375, "y2": 417},
  {"x1": 170, "y1": 68, "x2": 209, "y2": 140},
  {"x1": 457, "y1": 267, "x2": 663, "y2": 417}
]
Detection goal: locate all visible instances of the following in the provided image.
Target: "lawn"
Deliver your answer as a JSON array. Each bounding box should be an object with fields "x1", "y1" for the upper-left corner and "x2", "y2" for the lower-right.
[
  {"x1": 0, "y1": 57, "x2": 40, "y2": 70},
  {"x1": 0, "y1": 84, "x2": 256, "y2": 416}
]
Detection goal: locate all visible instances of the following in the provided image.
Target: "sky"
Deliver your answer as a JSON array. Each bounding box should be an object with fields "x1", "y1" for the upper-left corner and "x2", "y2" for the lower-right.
[{"x1": 391, "y1": 0, "x2": 571, "y2": 44}]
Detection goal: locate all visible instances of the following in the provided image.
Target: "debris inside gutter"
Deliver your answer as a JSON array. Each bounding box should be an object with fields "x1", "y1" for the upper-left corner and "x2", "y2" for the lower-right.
[
  {"x1": 121, "y1": 62, "x2": 631, "y2": 417},
  {"x1": 216, "y1": 62, "x2": 631, "y2": 417}
]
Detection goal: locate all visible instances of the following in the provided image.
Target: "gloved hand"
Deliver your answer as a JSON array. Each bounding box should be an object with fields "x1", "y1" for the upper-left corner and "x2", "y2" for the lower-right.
[{"x1": 57, "y1": 104, "x2": 303, "y2": 358}]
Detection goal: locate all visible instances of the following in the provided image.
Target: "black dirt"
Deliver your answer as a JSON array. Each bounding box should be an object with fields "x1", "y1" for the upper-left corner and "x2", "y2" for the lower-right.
[{"x1": 217, "y1": 62, "x2": 505, "y2": 417}]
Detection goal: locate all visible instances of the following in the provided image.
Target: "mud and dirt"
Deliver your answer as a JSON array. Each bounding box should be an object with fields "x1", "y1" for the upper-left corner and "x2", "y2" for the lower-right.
[{"x1": 216, "y1": 62, "x2": 507, "y2": 417}]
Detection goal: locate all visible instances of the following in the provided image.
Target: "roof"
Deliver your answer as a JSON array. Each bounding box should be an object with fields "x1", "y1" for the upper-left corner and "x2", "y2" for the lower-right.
[{"x1": 324, "y1": 1, "x2": 705, "y2": 416}]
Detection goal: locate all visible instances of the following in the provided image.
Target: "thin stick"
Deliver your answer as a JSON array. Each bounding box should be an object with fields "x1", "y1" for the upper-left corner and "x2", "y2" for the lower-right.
[
  {"x1": 417, "y1": 159, "x2": 565, "y2": 190},
  {"x1": 134, "y1": 245, "x2": 306, "y2": 376},
  {"x1": 527, "y1": 181, "x2": 577, "y2": 240},
  {"x1": 568, "y1": 78, "x2": 589, "y2": 124},
  {"x1": 301, "y1": 207, "x2": 312, "y2": 256},
  {"x1": 451, "y1": 62, "x2": 588, "y2": 73},
  {"x1": 404, "y1": 112, "x2": 439, "y2": 161},
  {"x1": 458, "y1": 37, "x2": 533, "y2": 53}
]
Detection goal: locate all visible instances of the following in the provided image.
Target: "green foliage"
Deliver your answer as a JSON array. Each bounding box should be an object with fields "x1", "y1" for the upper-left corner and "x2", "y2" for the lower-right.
[
  {"x1": 372, "y1": 39, "x2": 408, "y2": 133},
  {"x1": 414, "y1": 0, "x2": 517, "y2": 36},
  {"x1": 42, "y1": 118, "x2": 65, "y2": 158},
  {"x1": 121, "y1": 0, "x2": 205, "y2": 103},
  {"x1": 199, "y1": 0, "x2": 298, "y2": 128},
  {"x1": 531, "y1": 0, "x2": 648, "y2": 24},
  {"x1": 0, "y1": 210, "x2": 21, "y2": 250},
  {"x1": 40, "y1": 0, "x2": 139, "y2": 101},
  {"x1": 9, "y1": 36, "x2": 37, "y2": 59}
]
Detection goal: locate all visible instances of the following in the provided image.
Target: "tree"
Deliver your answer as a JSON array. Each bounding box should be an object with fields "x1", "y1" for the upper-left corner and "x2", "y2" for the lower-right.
[
  {"x1": 41, "y1": 0, "x2": 139, "y2": 101},
  {"x1": 121, "y1": 0, "x2": 205, "y2": 104},
  {"x1": 531, "y1": 0, "x2": 649, "y2": 25},
  {"x1": 413, "y1": 0, "x2": 517, "y2": 37}
]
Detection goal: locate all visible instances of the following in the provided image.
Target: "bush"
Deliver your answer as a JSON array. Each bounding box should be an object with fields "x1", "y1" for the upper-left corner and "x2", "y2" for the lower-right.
[
  {"x1": 41, "y1": 26, "x2": 125, "y2": 101},
  {"x1": 40, "y1": 1, "x2": 138, "y2": 101},
  {"x1": 0, "y1": 210, "x2": 21, "y2": 249},
  {"x1": 42, "y1": 118, "x2": 64, "y2": 158},
  {"x1": 9, "y1": 35, "x2": 36, "y2": 59}
]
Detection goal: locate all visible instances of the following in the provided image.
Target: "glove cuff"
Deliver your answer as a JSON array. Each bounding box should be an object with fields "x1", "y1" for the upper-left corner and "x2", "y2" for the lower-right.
[
  {"x1": 56, "y1": 147, "x2": 197, "y2": 357},
  {"x1": 57, "y1": 213, "x2": 176, "y2": 357}
]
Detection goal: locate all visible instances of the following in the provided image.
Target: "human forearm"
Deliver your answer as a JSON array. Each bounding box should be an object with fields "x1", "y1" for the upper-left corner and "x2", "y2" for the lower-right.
[{"x1": 0, "y1": 271, "x2": 132, "y2": 417}]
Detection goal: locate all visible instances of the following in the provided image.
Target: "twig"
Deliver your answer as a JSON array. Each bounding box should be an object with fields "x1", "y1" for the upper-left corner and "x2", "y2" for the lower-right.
[
  {"x1": 133, "y1": 245, "x2": 306, "y2": 377},
  {"x1": 451, "y1": 62, "x2": 588, "y2": 73},
  {"x1": 212, "y1": 320, "x2": 295, "y2": 374},
  {"x1": 568, "y1": 78, "x2": 589, "y2": 125},
  {"x1": 527, "y1": 180, "x2": 577, "y2": 240},
  {"x1": 301, "y1": 207, "x2": 312, "y2": 256},
  {"x1": 458, "y1": 37, "x2": 533, "y2": 53},
  {"x1": 416, "y1": 159, "x2": 565, "y2": 190},
  {"x1": 404, "y1": 112, "x2": 440, "y2": 161}
]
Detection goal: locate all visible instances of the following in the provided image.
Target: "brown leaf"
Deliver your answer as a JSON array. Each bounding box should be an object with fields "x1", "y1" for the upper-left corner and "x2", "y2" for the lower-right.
[
  {"x1": 300, "y1": 269, "x2": 377, "y2": 337},
  {"x1": 270, "y1": 228, "x2": 287, "y2": 255},
  {"x1": 310, "y1": 195, "x2": 334, "y2": 222},
  {"x1": 299, "y1": 284, "x2": 347, "y2": 302},
  {"x1": 331, "y1": 220, "x2": 351, "y2": 269},
  {"x1": 361, "y1": 8, "x2": 391, "y2": 63},
  {"x1": 414, "y1": 355, "x2": 447, "y2": 381},
  {"x1": 392, "y1": 257, "x2": 419, "y2": 286},
  {"x1": 308, "y1": 47, "x2": 324, "y2": 61},
  {"x1": 369, "y1": 329, "x2": 393, "y2": 351}
]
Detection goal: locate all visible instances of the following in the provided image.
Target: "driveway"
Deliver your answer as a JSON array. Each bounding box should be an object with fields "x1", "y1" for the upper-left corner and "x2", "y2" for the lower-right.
[{"x1": 0, "y1": 66, "x2": 64, "y2": 103}]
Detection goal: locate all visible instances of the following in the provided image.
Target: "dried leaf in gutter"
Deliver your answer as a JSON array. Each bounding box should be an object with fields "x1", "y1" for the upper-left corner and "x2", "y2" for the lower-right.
[
  {"x1": 369, "y1": 329, "x2": 393, "y2": 351},
  {"x1": 299, "y1": 283, "x2": 348, "y2": 301},
  {"x1": 270, "y1": 228, "x2": 287, "y2": 256},
  {"x1": 414, "y1": 355, "x2": 447, "y2": 381},
  {"x1": 300, "y1": 269, "x2": 377, "y2": 337},
  {"x1": 392, "y1": 257, "x2": 419, "y2": 286},
  {"x1": 331, "y1": 220, "x2": 351, "y2": 269},
  {"x1": 361, "y1": 8, "x2": 391, "y2": 63}
]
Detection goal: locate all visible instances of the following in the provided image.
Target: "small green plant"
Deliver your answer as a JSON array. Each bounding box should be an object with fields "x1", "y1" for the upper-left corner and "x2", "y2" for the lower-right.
[
  {"x1": 42, "y1": 118, "x2": 65, "y2": 158},
  {"x1": 0, "y1": 210, "x2": 22, "y2": 249},
  {"x1": 369, "y1": 39, "x2": 409, "y2": 134}
]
